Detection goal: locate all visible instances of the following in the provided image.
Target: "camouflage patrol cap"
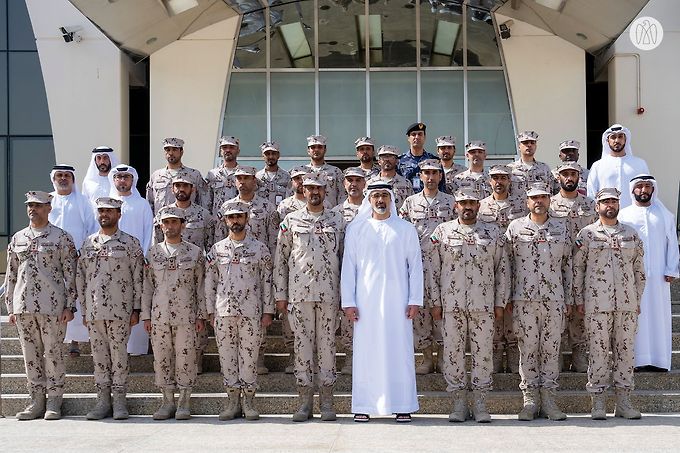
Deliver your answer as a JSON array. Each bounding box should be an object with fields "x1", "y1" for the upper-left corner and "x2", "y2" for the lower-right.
[
  {"x1": 162, "y1": 137, "x2": 185, "y2": 148},
  {"x1": 596, "y1": 187, "x2": 620, "y2": 202},
  {"x1": 377, "y1": 145, "x2": 400, "y2": 157},
  {"x1": 343, "y1": 167, "x2": 366, "y2": 179},
  {"x1": 289, "y1": 166, "x2": 310, "y2": 178},
  {"x1": 526, "y1": 182, "x2": 551, "y2": 197},
  {"x1": 436, "y1": 136, "x2": 456, "y2": 147},
  {"x1": 95, "y1": 197, "x2": 123, "y2": 209},
  {"x1": 24, "y1": 191, "x2": 52, "y2": 204},
  {"x1": 556, "y1": 162, "x2": 582, "y2": 174},
  {"x1": 158, "y1": 206, "x2": 185, "y2": 221},
  {"x1": 488, "y1": 165, "x2": 511, "y2": 176},
  {"x1": 306, "y1": 135, "x2": 327, "y2": 147},
  {"x1": 233, "y1": 166, "x2": 257, "y2": 177},
  {"x1": 172, "y1": 176, "x2": 194, "y2": 185},
  {"x1": 220, "y1": 200, "x2": 250, "y2": 216},
  {"x1": 559, "y1": 139, "x2": 580, "y2": 151},
  {"x1": 302, "y1": 172, "x2": 327, "y2": 187},
  {"x1": 419, "y1": 159, "x2": 442, "y2": 171},
  {"x1": 219, "y1": 136, "x2": 239, "y2": 147},
  {"x1": 454, "y1": 188, "x2": 480, "y2": 202},
  {"x1": 354, "y1": 136, "x2": 375, "y2": 148},
  {"x1": 517, "y1": 131, "x2": 539, "y2": 142},
  {"x1": 465, "y1": 141, "x2": 486, "y2": 152},
  {"x1": 260, "y1": 141, "x2": 280, "y2": 153}
]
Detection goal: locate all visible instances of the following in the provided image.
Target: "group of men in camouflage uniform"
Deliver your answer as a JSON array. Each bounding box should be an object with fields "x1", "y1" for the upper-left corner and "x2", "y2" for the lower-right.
[{"x1": 4, "y1": 122, "x2": 646, "y2": 423}]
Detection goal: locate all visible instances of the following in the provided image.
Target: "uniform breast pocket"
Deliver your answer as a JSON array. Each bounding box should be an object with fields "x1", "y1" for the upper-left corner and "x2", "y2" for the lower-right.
[
  {"x1": 442, "y1": 238, "x2": 464, "y2": 258},
  {"x1": 292, "y1": 227, "x2": 312, "y2": 248},
  {"x1": 13, "y1": 244, "x2": 32, "y2": 261},
  {"x1": 322, "y1": 227, "x2": 339, "y2": 252},
  {"x1": 410, "y1": 210, "x2": 427, "y2": 221},
  {"x1": 619, "y1": 239, "x2": 637, "y2": 257}
]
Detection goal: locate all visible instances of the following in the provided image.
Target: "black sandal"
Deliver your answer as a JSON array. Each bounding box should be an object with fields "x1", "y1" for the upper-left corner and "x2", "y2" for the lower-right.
[
  {"x1": 395, "y1": 413, "x2": 411, "y2": 423},
  {"x1": 353, "y1": 413, "x2": 370, "y2": 422}
]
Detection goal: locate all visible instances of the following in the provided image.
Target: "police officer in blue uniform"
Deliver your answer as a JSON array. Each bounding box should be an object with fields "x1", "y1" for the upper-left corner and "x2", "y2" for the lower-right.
[{"x1": 398, "y1": 122, "x2": 444, "y2": 193}]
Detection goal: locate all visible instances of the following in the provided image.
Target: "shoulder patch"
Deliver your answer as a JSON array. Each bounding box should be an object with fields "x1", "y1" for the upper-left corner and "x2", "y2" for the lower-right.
[
  {"x1": 280, "y1": 222, "x2": 288, "y2": 233},
  {"x1": 575, "y1": 238, "x2": 583, "y2": 248},
  {"x1": 430, "y1": 234, "x2": 440, "y2": 245}
]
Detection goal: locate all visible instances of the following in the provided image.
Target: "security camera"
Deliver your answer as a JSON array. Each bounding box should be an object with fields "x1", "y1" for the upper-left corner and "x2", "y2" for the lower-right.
[
  {"x1": 59, "y1": 27, "x2": 82, "y2": 43},
  {"x1": 499, "y1": 20, "x2": 513, "y2": 40}
]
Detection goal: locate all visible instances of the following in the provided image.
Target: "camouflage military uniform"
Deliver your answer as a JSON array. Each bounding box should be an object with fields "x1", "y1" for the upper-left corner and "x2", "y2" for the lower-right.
[
  {"x1": 206, "y1": 237, "x2": 274, "y2": 389},
  {"x1": 506, "y1": 215, "x2": 573, "y2": 390},
  {"x1": 507, "y1": 160, "x2": 553, "y2": 197},
  {"x1": 274, "y1": 208, "x2": 345, "y2": 387},
  {"x1": 427, "y1": 220, "x2": 510, "y2": 392},
  {"x1": 450, "y1": 170, "x2": 492, "y2": 199},
  {"x1": 360, "y1": 165, "x2": 380, "y2": 179},
  {"x1": 5, "y1": 224, "x2": 77, "y2": 398},
  {"x1": 367, "y1": 174, "x2": 414, "y2": 212},
  {"x1": 217, "y1": 195, "x2": 279, "y2": 251},
  {"x1": 256, "y1": 168, "x2": 291, "y2": 206},
  {"x1": 206, "y1": 165, "x2": 239, "y2": 217},
  {"x1": 479, "y1": 194, "x2": 528, "y2": 371},
  {"x1": 573, "y1": 221, "x2": 645, "y2": 393},
  {"x1": 551, "y1": 167, "x2": 590, "y2": 195},
  {"x1": 305, "y1": 163, "x2": 345, "y2": 206},
  {"x1": 277, "y1": 196, "x2": 307, "y2": 220},
  {"x1": 399, "y1": 190, "x2": 456, "y2": 353},
  {"x1": 153, "y1": 202, "x2": 216, "y2": 251},
  {"x1": 142, "y1": 241, "x2": 207, "y2": 390},
  {"x1": 550, "y1": 192, "x2": 597, "y2": 370},
  {"x1": 332, "y1": 200, "x2": 361, "y2": 224},
  {"x1": 146, "y1": 166, "x2": 208, "y2": 215},
  {"x1": 443, "y1": 163, "x2": 467, "y2": 194},
  {"x1": 78, "y1": 230, "x2": 144, "y2": 392}
]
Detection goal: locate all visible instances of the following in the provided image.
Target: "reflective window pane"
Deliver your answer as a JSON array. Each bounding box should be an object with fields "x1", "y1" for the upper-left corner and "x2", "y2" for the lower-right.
[
  {"x1": 233, "y1": 11, "x2": 268, "y2": 69},
  {"x1": 271, "y1": 73, "x2": 315, "y2": 156},
  {"x1": 222, "y1": 73, "x2": 266, "y2": 160},
  {"x1": 10, "y1": 138, "x2": 56, "y2": 234},
  {"x1": 0, "y1": 54, "x2": 7, "y2": 135},
  {"x1": 0, "y1": 0, "x2": 7, "y2": 50},
  {"x1": 466, "y1": 6, "x2": 501, "y2": 67},
  {"x1": 0, "y1": 235, "x2": 7, "y2": 273},
  {"x1": 9, "y1": 52, "x2": 52, "y2": 135},
  {"x1": 369, "y1": 0, "x2": 416, "y2": 67},
  {"x1": 8, "y1": 0, "x2": 36, "y2": 51},
  {"x1": 420, "y1": 1, "x2": 464, "y2": 67},
  {"x1": 0, "y1": 138, "x2": 6, "y2": 235},
  {"x1": 319, "y1": 72, "x2": 366, "y2": 156},
  {"x1": 271, "y1": 1, "x2": 315, "y2": 69},
  {"x1": 467, "y1": 71, "x2": 514, "y2": 155},
  {"x1": 369, "y1": 71, "x2": 416, "y2": 147},
  {"x1": 421, "y1": 71, "x2": 464, "y2": 158},
  {"x1": 318, "y1": 0, "x2": 364, "y2": 68}
]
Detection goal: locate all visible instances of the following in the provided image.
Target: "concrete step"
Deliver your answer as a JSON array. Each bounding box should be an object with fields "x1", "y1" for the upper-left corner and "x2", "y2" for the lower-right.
[
  {"x1": 3, "y1": 370, "x2": 680, "y2": 395},
  {"x1": 3, "y1": 390, "x2": 680, "y2": 417}
]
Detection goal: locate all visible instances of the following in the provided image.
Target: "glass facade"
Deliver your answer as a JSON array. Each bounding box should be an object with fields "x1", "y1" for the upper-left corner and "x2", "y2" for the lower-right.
[
  {"x1": 0, "y1": 0, "x2": 55, "y2": 248},
  {"x1": 222, "y1": 0, "x2": 514, "y2": 168}
]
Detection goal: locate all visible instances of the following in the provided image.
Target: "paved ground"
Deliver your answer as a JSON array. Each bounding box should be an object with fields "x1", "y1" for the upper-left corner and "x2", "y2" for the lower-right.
[{"x1": 1, "y1": 414, "x2": 679, "y2": 452}]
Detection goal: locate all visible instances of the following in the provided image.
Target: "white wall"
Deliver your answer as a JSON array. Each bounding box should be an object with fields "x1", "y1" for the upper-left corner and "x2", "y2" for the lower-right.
[
  {"x1": 605, "y1": 0, "x2": 680, "y2": 216},
  {"x1": 149, "y1": 17, "x2": 239, "y2": 176},
  {"x1": 25, "y1": 0, "x2": 131, "y2": 180},
  {"x1": 497, "y1": 13, "x2": 587, "y2": 170}
]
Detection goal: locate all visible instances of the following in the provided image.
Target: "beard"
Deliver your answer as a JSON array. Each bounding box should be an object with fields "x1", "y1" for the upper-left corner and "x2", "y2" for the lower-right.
[
  {"x1": 372, "y1": 205, "x2": 387, "y2": 215},
  {"x1": 602, "y1": 207, "x2": 619, "y2": 219},
  {"x1": 229, "y1": 223, "x2": 245, "y2": 233},
  {"x1": 97, "y1": 163, "x2": 111, "y2": 173},
  {"x1": 560, "y1": 180, "x2": 577, "y2": 192},
  {"x1": 634, "y1": 192, "x2": 652, "y2": 203}
]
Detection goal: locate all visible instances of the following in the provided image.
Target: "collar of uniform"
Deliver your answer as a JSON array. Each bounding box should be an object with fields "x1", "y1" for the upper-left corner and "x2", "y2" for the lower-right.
[
  {"x1": 595, "y1": 220, "x2": 624, "y2": 233},
  {"x1": 97, "y1": 229, "x2": 122, "y2": 244}
]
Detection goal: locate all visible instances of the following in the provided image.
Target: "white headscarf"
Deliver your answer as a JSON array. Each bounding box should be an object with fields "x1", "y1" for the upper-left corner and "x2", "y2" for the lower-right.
[
  {"x1": 628, "y1": 174, "x2": 669, "y2": 213},
  {"x1": 601, "y1": 124, "x2": 633, "y2": 158},
  {"x1": 50, "y1": 164, "x2": 79, "y2": 194},
  {"x1": 109, "y1": 164, "x2": 142, "y2": 199},
  {"x1": 348, "y1": 182, "x2": 399, "y2": 233},
  {"x1": 84, "y1": 147, "x2": 119, "y2": 184}
]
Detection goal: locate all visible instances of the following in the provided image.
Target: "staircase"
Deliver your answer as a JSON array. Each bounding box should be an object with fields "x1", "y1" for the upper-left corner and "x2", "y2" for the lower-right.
[{"x1": 2, "y1": 286, "x2": 680, "y2": 416}]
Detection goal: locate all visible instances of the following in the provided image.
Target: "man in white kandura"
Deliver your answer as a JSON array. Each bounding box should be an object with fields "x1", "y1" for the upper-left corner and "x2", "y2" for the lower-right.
[
  {"x1": 586, "y1": 124, "x2": 649, "y2": 209},
  {"x1": 619, "y1": 175, "x2": 680, "y2": 372},
  {"x1": 109, "y1": 164, "x2": 154, "y2": 354},
  {"x1": 82, "y1": 146, "x2": 120, "y2": 204},
  {"x1": 341, "y1": 181, "x2": 423, "y2": 423}
]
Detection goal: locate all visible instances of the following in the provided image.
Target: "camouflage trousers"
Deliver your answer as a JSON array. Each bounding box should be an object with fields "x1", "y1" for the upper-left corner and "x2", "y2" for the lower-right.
[
  {"x1": 492, "y1": 306, "x2": 517, "y2": 350},
  {"x1": 214, "y1": 316, "x2": 262, "y2": 389},
  {"x1": 561, "y1": 309, "x2": 587, "y2": 350},
  {"x1": 15, "y1": 314, "x2": 66, "y2": 397},
  {"x1": 88, "y1": 319, "x2": 131, "y2": 392},
  {"x1": 413, "y1": 308, "x2": 443, "y2": 351},
  {"x1": 150, "y1": 323, "x2": 197, "y2": 390},
  {"x1": 196, "y1": 323, "x2": 214, "y2": 353},
  {"x1": 289, "y1": 301, "x2": 337, "y2": 387},
  {"x1": 281, "y1": 309, "x2": 294, "y2": 351},
  {"x1": 337, "y1": 309, "x2": 353, "y2": 353},
  {"x1": 585, "y1": 311, "x2": 637, "y2": 393},
  {"x1": 513, "y1": 301, "x2": 565, "y2": 390},
  {"x1": 442, "y1": 310, "x2": 494, "y2": 392}
]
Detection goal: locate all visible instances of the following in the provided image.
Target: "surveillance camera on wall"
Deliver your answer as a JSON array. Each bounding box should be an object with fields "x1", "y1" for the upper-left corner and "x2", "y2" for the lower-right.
[
  {"x1": 59, "y1": 26, "x2": 82, "y2": 43},
  {"x1": 499, "y1": 20, "x2": 513, "y2": 40}
]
